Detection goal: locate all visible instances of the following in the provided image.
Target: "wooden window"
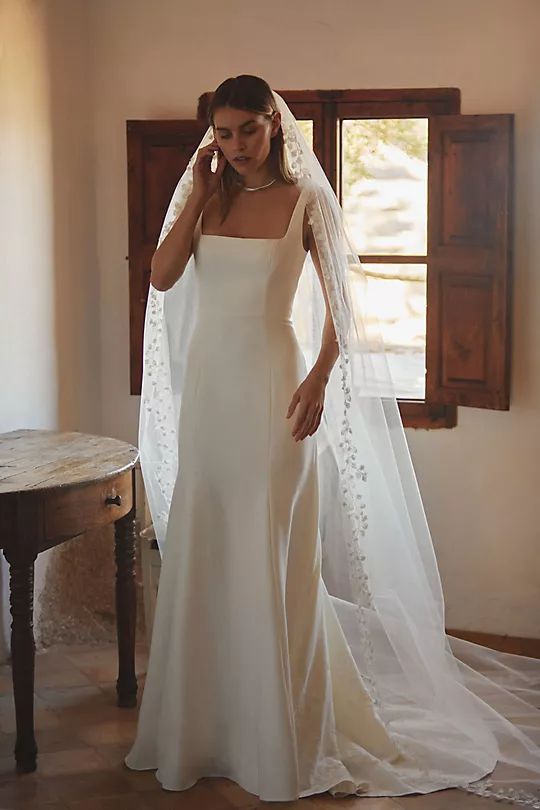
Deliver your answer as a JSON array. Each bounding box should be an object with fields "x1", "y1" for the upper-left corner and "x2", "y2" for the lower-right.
[
  {"x1": 127, "y1": 88, "x2": 514, "y2": 429},
  {"x1": 126, "y1": 120, "x2": 208, "y2": 392}
]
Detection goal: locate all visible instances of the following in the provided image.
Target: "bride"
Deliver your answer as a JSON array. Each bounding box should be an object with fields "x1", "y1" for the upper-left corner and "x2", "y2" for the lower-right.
[{"x1": 125, "y1": 74, "x2": 540, "y2": 805}]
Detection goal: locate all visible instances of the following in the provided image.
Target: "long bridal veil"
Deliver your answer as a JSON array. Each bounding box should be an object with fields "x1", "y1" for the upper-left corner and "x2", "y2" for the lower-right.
[{"x1": 138, "y1": 82, "x2": 540, "y2": 805}]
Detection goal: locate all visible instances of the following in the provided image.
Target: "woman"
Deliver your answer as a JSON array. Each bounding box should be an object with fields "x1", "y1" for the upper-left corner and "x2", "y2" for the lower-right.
[{"x1": 125, "y1": 75, "x2": 540, "y2": 804}]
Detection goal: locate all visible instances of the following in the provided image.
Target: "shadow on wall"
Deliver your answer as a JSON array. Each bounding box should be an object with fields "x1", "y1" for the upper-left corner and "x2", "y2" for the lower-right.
[
  {"x1": 0, "y1": 0, "x2": 105, "y2": 663},
  {"x1": 0, "y1": 527, "x2": 146, "y2": 663},
  {"x1": 35, "y1": 525, "x2": 146, "y2": 650}
]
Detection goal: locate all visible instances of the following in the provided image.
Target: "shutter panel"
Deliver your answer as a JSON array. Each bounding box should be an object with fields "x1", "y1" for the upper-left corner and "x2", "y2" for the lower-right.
[
  {"x1": 426, "y1": 114, "x2": 514, "y2": 410},
  {"x1": 126, "y1": 120, "x2": 208, "y2": 395}
]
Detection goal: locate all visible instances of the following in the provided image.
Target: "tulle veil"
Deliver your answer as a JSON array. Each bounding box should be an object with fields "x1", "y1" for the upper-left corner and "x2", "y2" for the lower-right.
[{"x1": 138, "y1": 86, "x2": 540, "y2": 805}]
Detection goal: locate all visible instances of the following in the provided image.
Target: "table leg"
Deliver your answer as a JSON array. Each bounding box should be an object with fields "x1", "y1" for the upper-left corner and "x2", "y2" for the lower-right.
[
  {"x1": 4, "y1": 555, "x2": 38, "y2": 773},
  {"x1": 114, "y1": 504, "x2": 138, "y2": 708}
]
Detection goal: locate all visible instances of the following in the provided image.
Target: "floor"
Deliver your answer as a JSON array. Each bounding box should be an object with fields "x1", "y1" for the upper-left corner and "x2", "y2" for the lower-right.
[{"x1": 0, "y1": 641, "x2": 509, "y2": 809}]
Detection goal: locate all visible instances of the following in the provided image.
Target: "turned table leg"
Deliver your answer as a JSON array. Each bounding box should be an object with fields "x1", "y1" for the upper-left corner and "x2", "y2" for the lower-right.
[
  {"x1": 114, "y1": 502, "x2": 138, "y2": 708},
  {"x1": 4, "y1": 555, "x2": 38, "y2": 773}
]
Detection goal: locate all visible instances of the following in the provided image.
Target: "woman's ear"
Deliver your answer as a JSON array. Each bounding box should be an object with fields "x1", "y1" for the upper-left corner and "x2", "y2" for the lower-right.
[{"x1": 271, "y1": 111, "x2": 281, "y2": 138}]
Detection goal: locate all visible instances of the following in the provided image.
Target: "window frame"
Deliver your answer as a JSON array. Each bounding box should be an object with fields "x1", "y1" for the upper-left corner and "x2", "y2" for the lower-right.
[{"x1": 272, "y1": 88, "x2": 460, "y2": 429}]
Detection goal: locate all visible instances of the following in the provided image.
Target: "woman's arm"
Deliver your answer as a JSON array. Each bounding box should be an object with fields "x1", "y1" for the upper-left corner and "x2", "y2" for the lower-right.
[
  {"x1": 287, "y1": 219, "x2": 340, "y2": 441},
  {"x1": 151, "y1": 138, "x2": 227, "y2": 291},
  {"x1": 150, "y1": 190, "x2": 206, "y2": 291},
  {"x1": 306, "y1": 222, "x2": 340, "y2": 383}
]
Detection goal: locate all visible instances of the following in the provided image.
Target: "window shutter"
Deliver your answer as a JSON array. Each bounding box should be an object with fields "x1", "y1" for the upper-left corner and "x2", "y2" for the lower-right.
[
  {"x1": 426, "y1": 114, "x2": 514, "y2": 410},
  {"x1": 126, "y1": 120, "x2": 208, "y2": 395}
]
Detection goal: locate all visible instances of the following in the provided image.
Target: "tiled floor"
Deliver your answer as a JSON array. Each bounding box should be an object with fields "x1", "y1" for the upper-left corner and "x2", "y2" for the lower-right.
[{"x1": 0, "y1": 642, "x2": 507, "y2": 809}]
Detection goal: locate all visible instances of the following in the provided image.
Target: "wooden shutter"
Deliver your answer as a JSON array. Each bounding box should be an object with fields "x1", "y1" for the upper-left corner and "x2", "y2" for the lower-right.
[
  {"x1": 426, "y1": 114, "x2": 514, "y2": 410},
  {"x1": 126, "y1": 120, "x2": 208, "y2": 395}
]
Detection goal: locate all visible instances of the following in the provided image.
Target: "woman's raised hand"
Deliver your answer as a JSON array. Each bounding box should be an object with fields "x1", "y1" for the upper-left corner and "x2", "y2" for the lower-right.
[{"x1": 192, "y1": 138, "x2": 227, "y2": 202}]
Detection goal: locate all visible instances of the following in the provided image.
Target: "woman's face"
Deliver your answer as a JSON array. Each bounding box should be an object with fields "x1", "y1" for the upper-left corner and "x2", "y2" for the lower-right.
[{"x1": 212, "y1": 106, "x2": 281, "y2": 174}]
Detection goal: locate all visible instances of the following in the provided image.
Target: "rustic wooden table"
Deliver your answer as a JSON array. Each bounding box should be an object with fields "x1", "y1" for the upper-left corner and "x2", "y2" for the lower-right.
[{"x1": 0, "y1": 429, "x2": 140, "y2": 773}]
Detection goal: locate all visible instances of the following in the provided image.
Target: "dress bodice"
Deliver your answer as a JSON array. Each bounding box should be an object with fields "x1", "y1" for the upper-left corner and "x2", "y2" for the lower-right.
[{"x1": 192, "y1": 184, "x2": 309, "y2": 324}]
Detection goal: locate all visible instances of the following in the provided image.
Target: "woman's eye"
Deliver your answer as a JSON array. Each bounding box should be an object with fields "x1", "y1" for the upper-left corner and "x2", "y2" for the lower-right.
[{"x1": 220, "y1": 130, "x2": 256, "y2": 140}]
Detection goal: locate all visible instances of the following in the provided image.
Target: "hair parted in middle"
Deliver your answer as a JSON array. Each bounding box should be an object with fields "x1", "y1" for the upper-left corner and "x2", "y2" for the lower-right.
[{"x1": 207, "y1": 74, "x2": 296, "y2": 223}]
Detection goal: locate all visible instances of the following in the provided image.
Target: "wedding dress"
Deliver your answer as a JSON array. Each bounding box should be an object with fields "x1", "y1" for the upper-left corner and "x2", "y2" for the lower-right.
[
  {"x1": 124, "y1": 184, "x2": 412, "y2": 798},
  {"x1": 128, "y1": 85, "x2": 540, "y2": 805}
]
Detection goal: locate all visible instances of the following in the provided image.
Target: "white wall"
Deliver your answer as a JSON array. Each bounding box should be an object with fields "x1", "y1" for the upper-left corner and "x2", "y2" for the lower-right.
[
  {"x1": 0, "y1": 0, "x2": 98, "y2": 660},
  {"x1": 0, "y1": 0, "x2": 57, "y2": 660},
  {"x1": 88, "y1": 0, "x2": 540, "y2": 638},
  {"x1": 0, "y1": 2, "x2": 56, "y2": 429}
]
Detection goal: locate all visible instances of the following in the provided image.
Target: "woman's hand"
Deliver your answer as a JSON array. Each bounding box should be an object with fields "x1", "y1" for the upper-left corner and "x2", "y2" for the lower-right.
[
  {"x1": 192, "y1": 138, "x2": 227, "y2": 202},
  {"x1": 286, "y1": 371, "x2": 326, "y2": 441}
]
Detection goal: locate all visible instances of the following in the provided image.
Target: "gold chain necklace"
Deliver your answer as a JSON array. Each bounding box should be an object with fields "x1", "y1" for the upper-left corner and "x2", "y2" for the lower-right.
[{"x1": 242, "y1": 178, "x2": 277, "y2": 192}]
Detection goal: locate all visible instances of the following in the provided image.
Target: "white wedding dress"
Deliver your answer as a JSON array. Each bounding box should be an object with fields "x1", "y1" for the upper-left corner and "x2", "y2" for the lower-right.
[{"x1": 124, "y1": 184, "x2": 496, "y2": 800}]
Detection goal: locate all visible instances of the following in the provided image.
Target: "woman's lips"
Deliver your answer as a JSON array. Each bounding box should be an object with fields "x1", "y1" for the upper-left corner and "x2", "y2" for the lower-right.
[{"x1": 234, "y1": 157, "x2": 251, "y2": 163}]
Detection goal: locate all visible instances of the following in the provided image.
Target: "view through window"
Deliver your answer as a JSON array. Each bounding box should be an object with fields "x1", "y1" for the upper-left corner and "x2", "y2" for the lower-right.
[{"x1": 298, "y1": 117, "x2": 428, "y2": 400}]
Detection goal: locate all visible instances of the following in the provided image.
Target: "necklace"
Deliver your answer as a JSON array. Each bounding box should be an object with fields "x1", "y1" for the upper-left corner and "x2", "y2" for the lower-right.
[{"x1": 241, "y1": 178, "x2": 277, "y2": 192}]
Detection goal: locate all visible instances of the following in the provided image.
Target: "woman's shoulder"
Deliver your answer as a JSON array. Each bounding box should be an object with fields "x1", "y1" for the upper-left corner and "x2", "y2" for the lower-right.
[
  {"x1": 294, "y1": 178, "x2": 324, "y2": 212},
  {"x1": 290, "y1": 180, "x2": 314, "y2": 251},
  {"x1": 289, "y1": 177, "x2": 314, "y2": 193}
]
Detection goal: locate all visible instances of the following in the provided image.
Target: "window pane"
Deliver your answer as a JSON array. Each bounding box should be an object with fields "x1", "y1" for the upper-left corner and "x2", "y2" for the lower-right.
[
  {"x1": 297, "y1": 120, "x2": 313, "y2": 150},
  {"x1": 352, "y1": 263, "x2": 427, "y2": 400},
  {"x1": 341, "y1": 118, "x2": 428, "y2": 256}
]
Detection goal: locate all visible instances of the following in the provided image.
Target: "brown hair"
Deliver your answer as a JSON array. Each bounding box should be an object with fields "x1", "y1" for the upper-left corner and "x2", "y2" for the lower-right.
[{"x1": 207, "y1": 74, "x2": 296, "y2": 223}]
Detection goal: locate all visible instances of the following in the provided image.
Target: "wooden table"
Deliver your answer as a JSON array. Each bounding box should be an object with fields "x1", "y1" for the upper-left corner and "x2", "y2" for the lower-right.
[{"x1": 0, "y1": 429, "x2": 140, "y2": 773}]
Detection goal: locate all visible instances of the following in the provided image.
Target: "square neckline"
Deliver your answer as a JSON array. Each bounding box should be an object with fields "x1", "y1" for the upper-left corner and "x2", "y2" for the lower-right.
[{"x1": 200, "y1": 184, "x2": 307, "y2": 242}]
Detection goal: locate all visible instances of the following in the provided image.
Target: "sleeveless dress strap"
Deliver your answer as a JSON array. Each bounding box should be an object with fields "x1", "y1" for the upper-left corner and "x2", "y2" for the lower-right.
[{"x1": 283, "y1": 184, "x2": 309, "y2": 252}]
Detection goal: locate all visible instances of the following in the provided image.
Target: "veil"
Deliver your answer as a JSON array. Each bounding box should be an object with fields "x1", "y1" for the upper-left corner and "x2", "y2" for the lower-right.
[{"x1": 138, "y1": 88, "x2": 540, "y2": 805}]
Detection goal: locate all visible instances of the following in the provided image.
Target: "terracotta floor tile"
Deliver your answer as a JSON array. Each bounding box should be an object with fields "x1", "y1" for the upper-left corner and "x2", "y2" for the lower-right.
[
  {"x1": 211, "y1": 775, "x2": 263, "y2": 807},
  {"x1": 63, "y1": 645, "x2": 148, "y2": 685},
  {"x1": 34, "y1": 650, "x2": 77, "y2": 672},
  {"x1": 0, "y1": 674, "x2": 13, "y2": 696},
  {"x1": 36, "y1": 748, "x2": 112, "y2": 778},
  {"x1": 35, "y1": 668, "x2": 94, "y2": 689},
  {"x1": 36, "y1": 685, "x2": 110, "y2": 711},
  {"x1": 0, "y1": 726, "x2": 88, "y2": 759},
  {"x1": 392, "y1": 788, "x2": 503, "y2": 808},
  {"x1": 46, "y1": 769, "x2": 136, "y2": 803},
  {"x1": 0, "y1": 730, "x2": 16, "y2": 758},
  {"x1": 76, "y1": 720, "x2": 138, "y2": 747},
  {"x1": 0, "y1": 752, "x2": 25, "y2": 781},
  {"x1": 52, "y1": 711, "x2": 137, "y2": 738},
  {"x1": 308, "y1": 797, "x2": 400, "y2": 810},
  {"x1": 0, "y1": 774, "x2": 62, "y2": 808},
  {"x1": 0, "y1": 692, "x2": 49, "y2": 714},
  {"x1": 209, "y1": 776, "x2": 329, "y2": 808},
  {"x1": 119, "y1": 767, "x2": 163, "y2": 795},
  {"x1": 0, "y1": 706, "x2": 61, "y2": 735},
  {"x1": 47, "y1": 693, "x2": 138, "y2": 729},
  {"x1": 134, "y1": 779, "x2": 239, "y2": 808},
  {"x1": 54, "y1": 642, "x2": 115, "y2": 655},
  {"x1": 33, "y1": 654, "x2": 92, "y2": 688},
  {"x1": 67, "y1": 794, "x2": 150, "y2": 810},
  {"x1": 92, "y1": 743, "x2": 162, "y2": 793}
]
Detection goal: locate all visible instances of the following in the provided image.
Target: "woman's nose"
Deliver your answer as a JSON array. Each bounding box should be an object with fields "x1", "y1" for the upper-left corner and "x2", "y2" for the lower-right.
[{"x1": 231, "y1": 135, "x2": 246, "y2": 150}]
